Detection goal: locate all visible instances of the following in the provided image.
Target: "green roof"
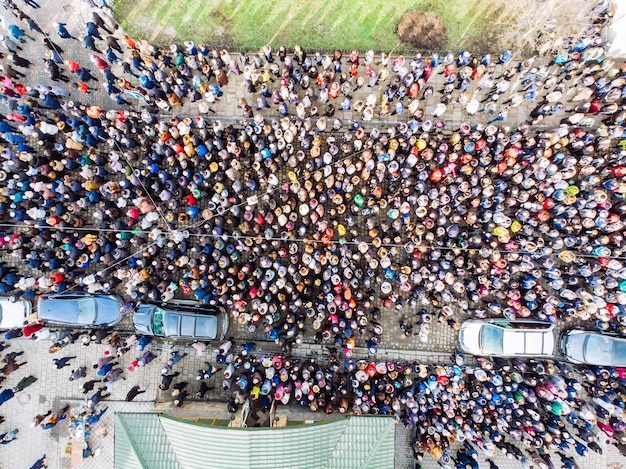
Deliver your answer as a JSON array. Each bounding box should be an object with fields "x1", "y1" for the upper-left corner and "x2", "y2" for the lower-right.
[
  {"x1": 115, "y1": 413, "x2": 179, "y2": 469},
  {"x1": 115, "y1": 414, "x2": 396, "y2": 469}
]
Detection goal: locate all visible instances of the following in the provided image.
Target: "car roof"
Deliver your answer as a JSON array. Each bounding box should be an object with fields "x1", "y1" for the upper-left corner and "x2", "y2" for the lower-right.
[
  {"x1": 135, "y1": 301, "x2": 224, "y2": 340},
  {"x1": 501, "y1": 329, "x2": 554, "y2": 355}
]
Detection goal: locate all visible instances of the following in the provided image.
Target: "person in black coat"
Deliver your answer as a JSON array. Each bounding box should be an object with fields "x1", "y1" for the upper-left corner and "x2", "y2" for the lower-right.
[
  {"x1": 82, "y1": 35, "x2": 99, "y2": 53},
  {"x1": 159, "y1": 372, "x2": 179, "y2": 390},
  {"x1": 125, "y1": 385, "x2": 146, "y2": 401},
  {"x1": 92, "y1": 11, "x2": 112, "y2": 33}
]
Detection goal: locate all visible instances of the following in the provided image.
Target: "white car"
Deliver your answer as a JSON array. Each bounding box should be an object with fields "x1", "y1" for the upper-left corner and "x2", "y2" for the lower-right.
[
  {"x1": 0, "y1": 297, "x2": 32, "y2": 330},
  {"x1": 560, "y1": 330, "x2": 626, "y2": 366},
  {"x1": 459, "y1": 319, "x2": 556, "y2": 358}
]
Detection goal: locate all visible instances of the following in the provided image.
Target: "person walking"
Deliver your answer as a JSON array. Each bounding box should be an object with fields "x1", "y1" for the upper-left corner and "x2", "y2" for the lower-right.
[
  {"x1": 82, "y1": 34, "x2": 99, "y2": 53},
  {"x1": 103, "y1": 367, "x2": 123, "y2": 384},
  {"x1": 0, "y1": 428, "x2": 18, "y2": 444},
  {"x1": 0, "y1": 388, "x2": 14, "y2": 406},
  {"x1": 84, "y1": 21, "x2": 101, "y2": 40},
  {"x1": 3, "y1": 350, "x2": 23, "y2": 363},
  {"x1": 159, "y1": 372, "x2": 179, "y2": 391},
  {"x1": 88, "y1": 388, "x2": 110, "y2": 407},
  {"x1": 52, "y1": 23, "x2": 75, "y2": 39},
  {"x1": 53, "y1": 356, "x2": 75, "y2": 369},
  {"x1": 79, "y1": 378, "x2": 102, "y2": 394},
  {"x1": 1, "y1": 360, "x2": 25, "y2": 375},
  {"x1": 31, "y1": 410, "x2": 51, "y2": 427},
  {"x1": 93, "y1": 354, "x2": 114, "y2": 370},
  {"x1": 125, "y1": 385, "x2": 146, "y2": 401},
  {"x1": 0, "y1": 34, "x2": 19, "y2": 53},
  {"x1": 137, "y1": 350, "x2": 155, "y2": 367},
  {"x1": 69, "y1": 366, "x2": 87, "y2": 381},
  {"x1": 22, "y1": 322, "x2": 43, "y2": 337},
  {"x1": 85, "y1": 406, "x2": 107, "y2": 426},
  {"x1": 92, "y1": 11, "x2": 112, "y2": 34},
  {"x1": 30, "y1": 455, "x2": 48, "y2": 469},
  {"x1": 96, "y1": 361, "x2": 118, "y2": 377},
  {"x1": 161, "y1": 352, "x2": 187, "y2": 374},
  {"x1": 13, "y1": 374, "x2": 36, "y2": 392},
  {"x1": 7, "y1": 52, "x2": 31, "y2": 68},
  {"x1": 40, "y1": 405, "x2": 70, "y2": 430},
  {"x1": 172, "y1": 388, "x2": 188, "y2": 407}
]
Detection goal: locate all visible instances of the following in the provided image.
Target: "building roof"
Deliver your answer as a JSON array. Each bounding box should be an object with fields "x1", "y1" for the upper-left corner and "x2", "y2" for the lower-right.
[
  {"x1": 114, "y1": 413, "x2": 396, "y2": 469},
  {"x1": 115, "y1": 413, "x2": 179, "y2": 469}
]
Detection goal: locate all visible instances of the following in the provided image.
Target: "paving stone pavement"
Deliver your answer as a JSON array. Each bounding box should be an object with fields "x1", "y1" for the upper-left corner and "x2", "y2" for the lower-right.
[
  {"x1": 8, "y1": 0, "x2": 574, "y2": 132},
  {"x1": 0, "y1": 335, "x2": 162, "y2": 469}
]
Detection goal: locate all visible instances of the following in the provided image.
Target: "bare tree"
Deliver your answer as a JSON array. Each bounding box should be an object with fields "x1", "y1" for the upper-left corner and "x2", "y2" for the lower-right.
[{"x1": 490, "y1": 0, "x2": 602, "y2": 55}]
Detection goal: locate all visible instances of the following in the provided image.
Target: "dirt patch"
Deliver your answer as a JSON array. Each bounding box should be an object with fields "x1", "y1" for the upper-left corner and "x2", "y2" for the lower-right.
[
  {"x1": 162, "y1": 26, "x2": 177, "y2": 39},
  {"x1": 207, "y1": 9, "x2": 234, "y2": 45}
]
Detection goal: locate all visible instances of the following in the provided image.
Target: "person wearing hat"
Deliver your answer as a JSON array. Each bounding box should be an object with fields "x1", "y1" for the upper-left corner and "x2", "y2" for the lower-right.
[{"x1": 172, "y1": 387, "x2": 188, "y2": 407}]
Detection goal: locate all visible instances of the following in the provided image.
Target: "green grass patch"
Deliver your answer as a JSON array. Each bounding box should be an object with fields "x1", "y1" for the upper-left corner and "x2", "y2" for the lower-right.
[{"x1": 114, "y1": 0, "x2": 502, "y2": 51}]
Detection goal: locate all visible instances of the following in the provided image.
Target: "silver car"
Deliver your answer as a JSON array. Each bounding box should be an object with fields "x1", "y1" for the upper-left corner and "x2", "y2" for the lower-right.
[
  {"x1": 459, "y1": 319, "x2": 556, "y2": 358},
  {"x1": 38, "y1": 292, "x2": 123, "y2": 327},
  {"x1": 560, "y1": 330, "x2": 626, "y2": 366},
  {"x1": 0, "y1": 298, "x2": 32, "y2": 330},
  {"x1": 133, "y1": 300, "x2": 228, "y2": 341}
]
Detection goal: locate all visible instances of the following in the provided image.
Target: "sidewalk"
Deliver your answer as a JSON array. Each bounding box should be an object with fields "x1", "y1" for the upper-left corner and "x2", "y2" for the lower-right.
[
  {"x1": 0, "y1": 336, "x2": 161, "y2": 469},
  {"x1": 18, "y1": 0, "x2": 569, "y2": 131}
]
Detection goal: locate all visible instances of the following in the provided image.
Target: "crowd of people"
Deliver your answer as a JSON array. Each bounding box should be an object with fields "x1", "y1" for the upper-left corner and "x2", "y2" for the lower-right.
[
  {"x1": 3, "y1": 324, "x2": 626, "y2": 468},
  {"x1": 0, "y1": 0, "x2": 623, "y2": 466}
]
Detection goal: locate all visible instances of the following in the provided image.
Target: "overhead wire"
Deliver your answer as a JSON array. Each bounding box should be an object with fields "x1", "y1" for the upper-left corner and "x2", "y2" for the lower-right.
[
  {"x1": 1, "y1": 221, "x2": 625, "y2": 262},
  {"x1": 6, "y1": 18, "x2": 626, "y2": 272}
]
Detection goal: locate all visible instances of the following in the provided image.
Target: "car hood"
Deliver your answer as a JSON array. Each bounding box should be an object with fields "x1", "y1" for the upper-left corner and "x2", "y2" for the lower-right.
[
  {"x1": 133, "y1": 305, "x2": 155, "y2": 335},
  {"x1": 95, "y1": 297, "x2": 123, "y2": 326},
  {"x1": 459, "y1": 322, "x2": 482, "y2": 355},
  {"x1": 562, "y1": 332, "x2": 587, "y2": 363}
]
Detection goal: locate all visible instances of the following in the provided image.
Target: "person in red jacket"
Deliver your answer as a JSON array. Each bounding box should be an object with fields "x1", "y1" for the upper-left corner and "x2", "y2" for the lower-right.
[
  {"x1": 50, "y1": 272, "x2": 64, "y2": 284},
  {"x1": 22, "y1": 322, "x2": 43, "y2": 338}
]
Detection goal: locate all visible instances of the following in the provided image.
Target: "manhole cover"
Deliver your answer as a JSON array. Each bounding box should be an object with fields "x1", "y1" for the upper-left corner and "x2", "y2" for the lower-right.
[{"x1": 62, "y1": 3, "x2": 73, "y2": 12}]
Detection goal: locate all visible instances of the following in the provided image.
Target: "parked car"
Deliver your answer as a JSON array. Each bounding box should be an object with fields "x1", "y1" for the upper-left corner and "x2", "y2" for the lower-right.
[
  {"x1": 0, "y1": 297, "x2": 31, "y2": 330},
  {"x1": 560, "y1": 330, "x2": 626, "y2": 366},
  {"x1": 459, "y1": 319, "x2": 556, "y2": 357},
  {"x1": 37, "y1": 292, "x2": 123, "y2": 327},
  {"x1": 133, "y1": 300, "x2": 228, "y2": 341}
]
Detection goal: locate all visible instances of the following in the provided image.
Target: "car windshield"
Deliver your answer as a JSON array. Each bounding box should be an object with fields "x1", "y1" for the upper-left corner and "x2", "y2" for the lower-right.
[
  {"x1": 76, "y1": 299, "x2": 96, "y2": 324},
  {"x1": 152, "y1": 308, "x2": 165, "y2": 336},
  {"x1": 481, "y1": 325, "x2": 503, "y2": 354},
  {"x1": 586, "y1": 335, "x2": 626, "y2": 366}
]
